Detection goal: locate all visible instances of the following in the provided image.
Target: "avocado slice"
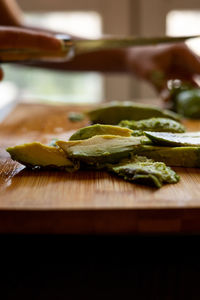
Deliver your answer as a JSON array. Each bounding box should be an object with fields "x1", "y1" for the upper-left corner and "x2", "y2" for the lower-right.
[
  {"x1": 86, "y1": 101, "x2": 180, "y2": 124},
  {"x1": 132, "y1": 145, "x2": 200, "y2": 167},
  {"x1": 108, "y1": 156, "x2": 179, "y2": 188},
  {"x1": 69, "y1": 124, "x2": 133, "y2": 141},
  {"x1": 57, "y1": 135, "x2": 147, "y2": 166},
  {"x1": 7, "y1": 142, "x2": 79, "y2": 171},
  {"x1": 119, "y1": 117, "x2": 185, "y2": 133},
  {"x1": 145, "y1": 131, "x2": 200, "y2": 146}
]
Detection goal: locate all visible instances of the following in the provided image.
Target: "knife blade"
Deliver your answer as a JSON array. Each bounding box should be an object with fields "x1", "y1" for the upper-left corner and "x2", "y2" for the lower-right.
[{"x1": 0, "y1": 34, "x2": 199, "y2": 63}]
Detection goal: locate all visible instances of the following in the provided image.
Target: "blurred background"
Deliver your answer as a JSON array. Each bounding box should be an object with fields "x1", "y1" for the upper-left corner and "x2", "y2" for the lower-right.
[{"x1": 1, "y1": 0, "x2": 200, "y2": 109}]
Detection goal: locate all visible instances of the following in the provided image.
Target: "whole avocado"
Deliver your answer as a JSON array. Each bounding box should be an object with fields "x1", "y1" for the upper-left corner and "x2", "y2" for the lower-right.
[
  {"x1": 169, "y1": 81, "x2": 200, "y2": 119},
  {"x1": 176, "y1": 89, "x2": 200, "y2": 119}
]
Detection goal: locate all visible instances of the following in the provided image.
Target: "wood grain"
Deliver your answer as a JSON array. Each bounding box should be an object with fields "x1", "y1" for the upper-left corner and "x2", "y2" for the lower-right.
[{"x1": 1, "y1": 102, "x2": 200, "y2": 234}]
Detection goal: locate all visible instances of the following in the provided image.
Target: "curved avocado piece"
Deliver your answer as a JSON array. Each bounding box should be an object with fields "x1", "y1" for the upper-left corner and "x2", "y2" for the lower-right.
[
  {"x1": 109, "y1": 156, "x2": 179, "y2": 188},
  {"x1": 7, "y1": 142, "x2": 79, "y2": 171},
  {"x1": 132, "y1": 145, "x2": 200, "y2": 167},
  {"x1": 86, "y1": 101, "x2": 180, "y2": 125},
  {"x1": 57, "y1": 135, "x2": 146, "y2": 166},
  {"x1": 69, "y1": 124, "x2": 133, "y2": 141},
  {"x1": 144, "y1": 131, "x2": 200, "y2": 146},
  {"x1": 119, "y1": 118, "x2": 185, "y2": 133}
]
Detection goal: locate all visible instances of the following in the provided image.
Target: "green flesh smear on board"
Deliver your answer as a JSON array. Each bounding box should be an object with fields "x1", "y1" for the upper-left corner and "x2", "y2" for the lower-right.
[{"x1": 108, "y1": 156, "x2": 179, "y2": 188}]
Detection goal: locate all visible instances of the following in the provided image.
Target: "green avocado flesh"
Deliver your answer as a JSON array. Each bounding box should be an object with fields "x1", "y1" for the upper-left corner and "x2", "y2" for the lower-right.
[
  {"x1": 69, "y1": 124, "x2": 133, "y2": 141},
  {"x1": 145, "y1": 131, "x2": 200, "y2": 146},
  {"x1": 119, "y1": 118, "x2": 185, "y2": 133},
  {"x1": 109, "y1": 156, "x2": 179, "y2": 188},
  {"x1": 57, "y1": 135, "x2": 147, "y2": 165},
  {"x1": 87, "y1": 101, "x2": 180, "y2": 124},
  {"x1": 7, "y1": 142, "x2": 79, "y2": 171},
  {"x1": 132, "y1": 145, "x2": 200, "y2": 167}
]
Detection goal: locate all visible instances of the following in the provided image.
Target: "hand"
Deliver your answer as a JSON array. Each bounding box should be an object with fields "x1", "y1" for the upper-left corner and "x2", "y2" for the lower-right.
[
  {"x1": 126, "y1": 43, "x2": 200, "y2": 101},
  {"x1": 0, "y1": 26, "x2": 64, "y2": 81}
]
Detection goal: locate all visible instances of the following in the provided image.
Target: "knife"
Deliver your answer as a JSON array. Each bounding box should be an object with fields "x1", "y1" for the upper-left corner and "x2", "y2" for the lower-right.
[{"x1": 0, "y1": 34, "x2": 199, "y2": 63}]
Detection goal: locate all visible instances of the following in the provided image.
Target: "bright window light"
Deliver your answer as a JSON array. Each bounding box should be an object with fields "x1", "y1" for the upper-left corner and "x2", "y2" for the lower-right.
[
  {"x1": 25, "y1": 11, "x2": 102, "y2": 38},
  {"x1": 167, "y1": 10, "x2": 200, "y2": 55},
  {"x1": 2, "y1": 11, "x2": 103, "y2": 104}
]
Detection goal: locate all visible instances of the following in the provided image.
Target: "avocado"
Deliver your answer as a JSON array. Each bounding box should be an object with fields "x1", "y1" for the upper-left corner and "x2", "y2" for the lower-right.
[
  {"x1": 176, "y1": 89, "x2": 200, "y2": 119},
  {"x1": 130, "y1": 130, "x2": 145, "y2": 137},
  {"x1": 119, "y1": 117, "x2": 185, "y2": 133},
  {"x1": 86, "y1": 101, "x2": 180, "y2": 124},
  {"x1": 57, "y1": 135, "x2": 147, "y2": 166},
  {"x1": 168, "y1": 81, "x2": 200, "y2": 119},
  {"x1": 132, "y1": 145, "x2": 200, "y2": 167},
  {"x1": 108, "y1": 156, "x2": 179, "y2": 188},
  {"x1": 144, "y1": 131, "x2": 200, "y2": 146},
  {"x1": 69, "y1": 124, "x2": 133, "y2": 141},
  {"x1": 7, "y1": 142, "x2": 79, "y2": 171}
]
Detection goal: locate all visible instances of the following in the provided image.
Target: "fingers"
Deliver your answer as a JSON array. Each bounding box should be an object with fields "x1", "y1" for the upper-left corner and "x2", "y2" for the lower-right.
[
  {"x1": 173, "y1": 43, "x2": 200, "y2": 75},
  {"x1": 150, "y1": 44, "x2": 200, "y2": 94},
  {"x1": 0, "y1": 26, "x2": 63, "y2": 52}
]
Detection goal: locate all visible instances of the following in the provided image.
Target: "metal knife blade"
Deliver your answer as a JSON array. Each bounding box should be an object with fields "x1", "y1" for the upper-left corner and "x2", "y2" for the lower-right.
[{"x1": 0, "y1": 34, "x2": 199, "y2": 63}]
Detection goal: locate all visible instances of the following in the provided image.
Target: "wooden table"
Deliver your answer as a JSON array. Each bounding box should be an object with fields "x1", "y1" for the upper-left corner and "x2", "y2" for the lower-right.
[{"x1": 1, "y1": 102, "x2": 200, "y2": 234}]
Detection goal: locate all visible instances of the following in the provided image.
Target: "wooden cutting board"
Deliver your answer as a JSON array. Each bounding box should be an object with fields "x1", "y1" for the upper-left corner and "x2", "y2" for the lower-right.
[{"x1": 1, "y1": 102, "x2": 200, "y2": 234}]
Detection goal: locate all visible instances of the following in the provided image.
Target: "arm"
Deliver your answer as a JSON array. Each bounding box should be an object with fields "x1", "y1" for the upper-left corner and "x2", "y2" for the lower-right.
[{"x1": 0, "y1": 0, "x2": 129, "y2": 73}]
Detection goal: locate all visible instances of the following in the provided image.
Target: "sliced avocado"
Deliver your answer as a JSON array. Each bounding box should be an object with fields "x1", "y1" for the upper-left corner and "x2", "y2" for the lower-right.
[
  {"x1": 145, "y1": 131, "x2": 200, "y2": 146},
  {"x1": 132, "y1": 145, "x2": 200, "y2": 167},
  {"x1": 119, "y1": 117, "x2": 185, "y2": 133},
  {"x1": 131, "y1": 130, "x2": 145, "y2": 137},
  {"x1": 57, "y1": 135, "x2": 147, "y2": 166},
  {"x1": 7, "y1": 142, "x2": 79, "y2": 171},
  {"x1": 108, "y1": 156, "x2": 179, "y2": 188},
  {"x1": 69, "y1": 124, "x2": 133, "y2": 141},
  {"x1": 86, "y1": 101, "x2": 180, "y2": 124}
]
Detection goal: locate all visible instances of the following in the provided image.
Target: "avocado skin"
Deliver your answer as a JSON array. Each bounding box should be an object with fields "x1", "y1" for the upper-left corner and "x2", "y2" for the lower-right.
[
  {"x1": 176, "y1": 89, "x2": 200, "y2": 119},
  {"x1": 87, "y1": 101, "x2": 180, "y2": 125},
  {"x1": 119, "y1": 117, "x2": 185, "y2": 133},
  {"x1": 69, "y1": 124, "x2": 132, "y2": 141},
  {"x1": 7, "y1": 142, "x2": 79, "y2": 171},
  {"x1": 108, "y1": 156, "x2": 179, "y2": 188},
  {"x1": 144, "y1": 131, "x2": 200, "y2": 147},
  {"x1": 132, "y1": 145, "x2": 200, "y2": 167}
]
